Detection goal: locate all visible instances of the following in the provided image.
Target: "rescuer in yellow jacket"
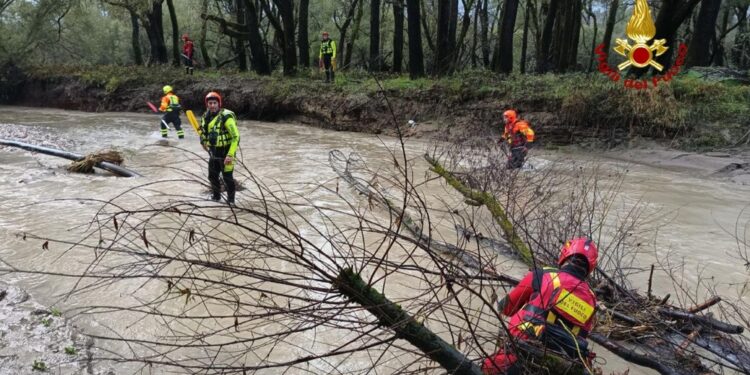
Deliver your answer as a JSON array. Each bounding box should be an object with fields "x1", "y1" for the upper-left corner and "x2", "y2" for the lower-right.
[
  {"x1": 159, "y1": 85, "x2": 184, "y2": 139},
  {"x1": 319, "y1": 31, "x2": 337, "y2": 83},
  {"x1": 200, "y1": 91, "x2": 240, "y2": 205}
]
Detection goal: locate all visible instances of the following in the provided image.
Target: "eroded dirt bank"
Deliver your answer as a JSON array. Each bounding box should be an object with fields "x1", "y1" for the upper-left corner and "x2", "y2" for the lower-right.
[{"x1": 7, "y1": 64, "x2": 746, "y2": 148}]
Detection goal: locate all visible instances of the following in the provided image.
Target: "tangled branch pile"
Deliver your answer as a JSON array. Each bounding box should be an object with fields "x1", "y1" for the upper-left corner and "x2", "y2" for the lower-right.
[{"x1": 67, "y1": 150, "x2": 123, "y2": 173}]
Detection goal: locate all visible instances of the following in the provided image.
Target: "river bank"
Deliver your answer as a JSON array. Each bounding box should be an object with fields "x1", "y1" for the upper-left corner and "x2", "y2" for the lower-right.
[
  {"x1": 0, "y1": 281, "x2": 111, "y2": 375},
  {"x1": 2, "y1": 64, "x2": 749, "y2": 151}
]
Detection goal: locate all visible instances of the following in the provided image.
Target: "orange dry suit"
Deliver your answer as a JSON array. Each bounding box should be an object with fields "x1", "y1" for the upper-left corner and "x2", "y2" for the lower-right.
[{"x1": 502, "y1": 120, "x2": 535, "y2": 146}]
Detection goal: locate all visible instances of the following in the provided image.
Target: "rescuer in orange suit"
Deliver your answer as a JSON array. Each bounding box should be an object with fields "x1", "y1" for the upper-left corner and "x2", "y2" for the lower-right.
[
  {"x1": 500, "y1": 110, "x2": 535, "y2": 169},
  {"x1": 482, "y1": 238, "x2": 598, "y2": 374}
]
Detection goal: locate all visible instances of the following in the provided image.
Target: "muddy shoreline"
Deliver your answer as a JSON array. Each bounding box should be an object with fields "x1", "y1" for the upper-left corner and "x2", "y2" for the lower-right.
[{"x1": 0, "y1": 281, "x2": 111, "y2": 375}]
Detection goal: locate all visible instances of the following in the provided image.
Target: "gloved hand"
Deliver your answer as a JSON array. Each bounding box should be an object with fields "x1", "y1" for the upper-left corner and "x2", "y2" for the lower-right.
[{"x1": 224, "y1": 156, "x2": 233, "y2": 165}]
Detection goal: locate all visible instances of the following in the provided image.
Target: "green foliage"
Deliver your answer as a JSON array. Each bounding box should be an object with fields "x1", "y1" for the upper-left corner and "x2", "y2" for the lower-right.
[
  {"x1": 18, "y1": 65, "x2": 750, "y2": 150},
  {"x1": 41, "y1": 318, "x2": 52, "y2": 327},
  {"x1": 50, "y1": 307, "x2": 62, "y2": 317},
  {"x1": 32, "y1": 360, "x2": 47, "y2": 371},
  {"x1": 64, "y1": 346, "x2": 77, "y2": 355}
]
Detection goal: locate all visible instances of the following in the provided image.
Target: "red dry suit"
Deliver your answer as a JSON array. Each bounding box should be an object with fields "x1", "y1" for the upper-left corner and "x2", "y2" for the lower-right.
[{"x1": 483, "y1": 266, "x2": 596, "y2": 374}]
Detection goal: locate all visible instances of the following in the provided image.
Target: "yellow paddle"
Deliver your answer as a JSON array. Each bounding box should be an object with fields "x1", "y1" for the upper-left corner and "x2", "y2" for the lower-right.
[{"x1": 186, "y1": 110, "x2": 201, "y2": 136}]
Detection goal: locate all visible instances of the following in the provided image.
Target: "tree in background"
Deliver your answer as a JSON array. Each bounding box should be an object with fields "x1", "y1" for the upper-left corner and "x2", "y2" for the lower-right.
[
  {"x1": 393, "y1": 0, "x2": 405, "y2": 73},
  {"x1": 370, "y1": 0, "x2": 382, "y2": 71},
  {"x1": 652, "y1": 0, "x2": 703, "y2": 69},
  {"x1": 298, "y1": 0, "x2": 310, "y2": 67},
  {"x1": 601, "y1": 0, "x2": 619, "y2": 64},
  {"x1": 494, "y1": 0, "x2": 521, "y2": 73},
  {"x1": 686, "y1": 0, "x2": 723, "y2": 67},
  {"x1": 407, "y1": 0, "x2": 425, "y2": 77},
  {"x1": 165, "y1": 0, "x2": 179, "y2": 66},
  {"x1": 5, "y1": 0, "x2": 750, "y2": 79}
]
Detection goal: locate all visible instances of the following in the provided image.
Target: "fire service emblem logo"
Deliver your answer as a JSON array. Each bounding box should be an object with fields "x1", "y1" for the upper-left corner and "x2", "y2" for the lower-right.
[{"x1": 595, "y1": 0, "x2": 687, "y2": 89}]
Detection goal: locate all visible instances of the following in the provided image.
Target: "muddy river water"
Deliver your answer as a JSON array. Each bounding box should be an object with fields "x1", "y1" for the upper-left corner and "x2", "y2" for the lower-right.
[{"x1": 0, "y1": 106, "x2": 749, "y2": 374}]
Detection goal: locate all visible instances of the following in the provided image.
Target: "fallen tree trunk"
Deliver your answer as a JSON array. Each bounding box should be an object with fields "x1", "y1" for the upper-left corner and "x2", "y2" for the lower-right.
[
  {"x1": 0, "y1": 139, "x2": 141, "y2": 178},
  {"x1": 335, "y1": 268, "x2": 483, "y2": 374},
  {"x1": 589, "y1": 333, "x2": 682, "y2": 375}
]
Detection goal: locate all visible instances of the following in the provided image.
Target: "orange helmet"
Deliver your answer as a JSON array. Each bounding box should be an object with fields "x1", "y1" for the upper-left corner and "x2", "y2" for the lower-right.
[
  {"x1": 503, "y1": 109, "x2": 517, "y2": 123},
  {"x1": 558, "y1": 238, "x2": 598, "y2": 275},
  {"x1": 205, "y1": 91, "x2": 222, "y2": 108}
]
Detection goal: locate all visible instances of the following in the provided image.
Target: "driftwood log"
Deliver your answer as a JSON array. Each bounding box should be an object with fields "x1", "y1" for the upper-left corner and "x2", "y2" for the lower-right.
[{"x1": 0, "y1": 139, "x2": 141, "y2": 177}]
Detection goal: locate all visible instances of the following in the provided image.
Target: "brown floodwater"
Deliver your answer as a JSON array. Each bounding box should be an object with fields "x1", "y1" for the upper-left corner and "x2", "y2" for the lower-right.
[{"x1": 1, "y1": 106, "x2": 748, "y2": 374}]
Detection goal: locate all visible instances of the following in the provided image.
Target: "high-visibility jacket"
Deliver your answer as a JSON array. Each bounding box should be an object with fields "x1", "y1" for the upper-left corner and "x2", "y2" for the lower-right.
[
  {"x1": 200, "y1": 109, "x2": 240, "y2": 157},
  {"x1": 160, "y1": 93, "x2": 182, "y2": 113},
  {"x1": 502, "y1": 120, "x2": 535, "y2": 145},
  {"x1": 504, "y1": 267, "x2": 596, "y2": 340},
  {"x1": 320, "y1": 39, "x2": 337, "y2": 59}
]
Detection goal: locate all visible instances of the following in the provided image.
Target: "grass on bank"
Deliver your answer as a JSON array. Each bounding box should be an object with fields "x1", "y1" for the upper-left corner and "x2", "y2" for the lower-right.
[{"x1": 23, "y1": 64, "x2": 750, "y2": 150}]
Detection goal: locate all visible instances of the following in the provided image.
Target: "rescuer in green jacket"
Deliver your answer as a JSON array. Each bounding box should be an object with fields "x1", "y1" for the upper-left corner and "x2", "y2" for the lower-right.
[
  {"x1": 200, "y1": 91, "x2": 240, "y2": 205},
  {"x1": 319, "y1": 31, "x2": 337, "y2": 83}
]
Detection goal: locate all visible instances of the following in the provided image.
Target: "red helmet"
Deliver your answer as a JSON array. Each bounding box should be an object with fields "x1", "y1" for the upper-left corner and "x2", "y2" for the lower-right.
[
  {"x1": 503, "y1": 109, "x2": 517, "y2": 123},
  {"x1": 558, "y1": 237, "x2": 598, "y2": 275},
  {"x1": 205, "y1": 91, "x2": 222, "y2": 108}
]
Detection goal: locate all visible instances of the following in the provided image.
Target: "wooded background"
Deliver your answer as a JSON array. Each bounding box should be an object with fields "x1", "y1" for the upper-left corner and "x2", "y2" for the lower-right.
[{"x1": 0, "y1": 0, "x2": 743, "y2": 78}]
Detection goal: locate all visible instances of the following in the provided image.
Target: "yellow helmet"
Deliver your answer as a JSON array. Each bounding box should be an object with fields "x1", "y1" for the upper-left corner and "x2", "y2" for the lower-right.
[{"x1": 163, "y1": 85, "x2": 173, "y2": 94}]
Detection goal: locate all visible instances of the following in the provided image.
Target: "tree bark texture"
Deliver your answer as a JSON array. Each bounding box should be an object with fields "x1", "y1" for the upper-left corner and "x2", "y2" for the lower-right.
[
  {"x1": 370, "y1": 0, "x2": 382, "y2": 71},
  {"x1": 536, "y1": 0, "x2": 559, "y2": 72},
  {"x1": 732, "y1": 6, "x2": 750, "y2": 68},
  {"x1": 235, "y1": 0, "x2": 248, "y2": 71},
  {"x1": 521, "y1": 3, "x2": 529, "y2": 73},
  {"x1": 651, "y1": 0, "x2": 703, "y2": 70},
  {"x1": 298, "y1": 0, "x2": 310, "y2": 67},
  {"x1": 345, "y1": 0, "x2": 364, "y2": 67},
  {"x1": 129, "y1": 9, "x2": 143, "y2": 65},
  {"x1": 406, "y1": 0, "x2": 425, "y2": 77},
  {"x1": 166, "y1": 0, "x2": 180, "y2": 66},
  {"x1": 601, "y1": 0, "x2": 618, "y2": 63},
  {"x1": 276, "y1": 0, "x2": 297, "y2": 75},
  {"x1": 143, "y1": 0, "x2": 168, "y2": 64},
  {"x1": 497, "y1": 0, "x2": 521, "y2": 73},
  {"x1": 435, "y1": 0, "x2": 453, "y2": 75},
  {"x1": 241, "y1": 0, "x2": 271, "y2": 74},
  {"x1": 685, "y1": 0, "x2": 722, "y2": 67},
  {"x1": 549, "y1": 0, "x2": 581, "y2": 72},
  {"x1": 393, "y1": 0, "x2": 405, "y2": 73},
  {"x1": 200, "y1": 0, "x2": 211, "y2": 68},
  {"x1": 335, "y1": 268, "x2": 482, "y2": 375}
]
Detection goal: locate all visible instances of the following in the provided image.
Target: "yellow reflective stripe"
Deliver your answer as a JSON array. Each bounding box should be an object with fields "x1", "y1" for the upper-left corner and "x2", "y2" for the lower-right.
[
  {"x1": 571, "y1": 326, "x2": 580, "y2": 335},
  {"x1": 555, "y1": 289, "x2": 595, "y2": 324},
  {"x1": 550, "y1": 272, "x2": 561, "y2": 289},
  {"x1": 518, "y1": 322, "x2": 544, "y2": 337},
  {"x1": 546, "y1": 311, "x2": 557, "y2": 324}
]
